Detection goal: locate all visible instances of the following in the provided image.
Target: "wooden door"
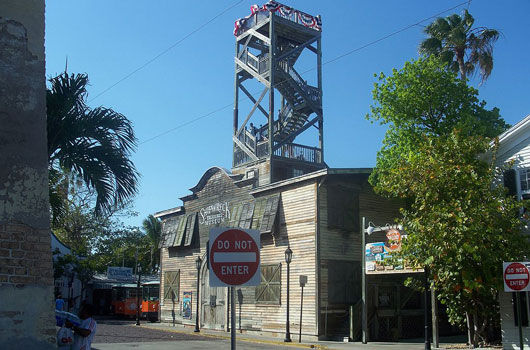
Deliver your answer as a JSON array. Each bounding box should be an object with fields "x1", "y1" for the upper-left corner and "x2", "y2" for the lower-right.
[{"x1": 201, "y1": 265, "x2": 226, "y2": 329}]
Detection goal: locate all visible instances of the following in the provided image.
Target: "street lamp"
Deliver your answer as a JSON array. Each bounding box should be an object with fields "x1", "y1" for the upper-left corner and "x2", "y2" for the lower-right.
[
  {"x1": 136, "y1": 265, "x2": 142, "y2": 326},
  {"x1": 284, "y1": 246, "x2": 293, "y2": 342},
  {"x1": 194, "y1": 256, "x2": 202, "y2": 333}
]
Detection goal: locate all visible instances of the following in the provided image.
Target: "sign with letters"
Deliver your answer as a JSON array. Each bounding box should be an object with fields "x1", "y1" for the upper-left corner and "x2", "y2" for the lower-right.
[
  {"x1": 209, "y1": 227, "x2": 260, "y2": 287},
  {"x1": 503, "y1": 262, "x2": 530, "y2": 292}
]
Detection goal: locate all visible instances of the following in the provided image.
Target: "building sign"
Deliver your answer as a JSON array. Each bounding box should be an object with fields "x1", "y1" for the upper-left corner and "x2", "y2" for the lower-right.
[
  {"x1": 199, "y1": 202, "x2": 230, "y2": 226},
  {"x1": 503, "y1": 262, "x2": 530, "y2": 292},
  {"x1": 107, "y1": 267, "x2": 133, "y2": 280},
  {"x1": 209, "y1": 227, "x2": 260, "y2": 287},
  {"x1": 365, "y1": 239, "x2": 423, "y2": 274}
]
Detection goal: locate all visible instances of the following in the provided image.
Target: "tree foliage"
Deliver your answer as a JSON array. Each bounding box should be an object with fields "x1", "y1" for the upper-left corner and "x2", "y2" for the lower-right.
[
  {"x1": 419, "y1": 9, "x2": 500, "y2": 83},
  {"x1": 367, "y1": 57, "x2": 529, "y2": 346},
  {"x1": 47, "y1": 72, "x2": 140, "y2": 220},
  {"x1": 368, "y1": 57, "x2": 507, "y2": 189}
]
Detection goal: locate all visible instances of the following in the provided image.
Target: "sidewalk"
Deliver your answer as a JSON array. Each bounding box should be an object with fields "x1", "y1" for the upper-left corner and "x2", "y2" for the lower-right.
[{"x1": 138, "y1": 322, "x2": 491, "y2": 350}]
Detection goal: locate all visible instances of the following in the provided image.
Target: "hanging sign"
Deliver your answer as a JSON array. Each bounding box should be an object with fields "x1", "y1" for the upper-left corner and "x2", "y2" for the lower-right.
[{"x1": 209, "y1": 227, "x2": 260, "y2": 287}]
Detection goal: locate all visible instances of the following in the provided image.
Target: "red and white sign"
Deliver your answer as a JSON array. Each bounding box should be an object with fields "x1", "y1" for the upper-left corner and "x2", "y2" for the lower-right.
[
  {"x1": 503, "y1": 262, "x2": 530, "y2": 292},
  {"x1": 209, "y1": 227, "x2": 260, "y2": 287}
]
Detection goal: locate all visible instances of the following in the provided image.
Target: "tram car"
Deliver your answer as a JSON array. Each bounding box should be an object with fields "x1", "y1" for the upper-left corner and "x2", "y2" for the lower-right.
[{"x1": 111, "y1": 281, "x2": 160, "y2": 322}]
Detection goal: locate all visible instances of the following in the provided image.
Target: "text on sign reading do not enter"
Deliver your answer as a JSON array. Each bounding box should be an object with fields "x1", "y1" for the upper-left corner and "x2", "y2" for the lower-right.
[{"x1": 209, "y1": 228, "x2": 260, "y2": 287}]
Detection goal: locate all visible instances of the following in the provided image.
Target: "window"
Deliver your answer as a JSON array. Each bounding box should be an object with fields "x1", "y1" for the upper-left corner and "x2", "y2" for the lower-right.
[
  {"x1": 521, "y1": 169, "x2": 530, "y2": 194},
  {"x1": 164, "y1": 270, "x2": 180, "y2": 302},
  {"x1": 504, "y1": 169, "x2": 517, "y2": 197},
  {"x1": 255, "y1": 263, "x2": 281, "y2": 304},
  {"x1": 327, "y1": 185, "x2": 359, "y2": 232}
]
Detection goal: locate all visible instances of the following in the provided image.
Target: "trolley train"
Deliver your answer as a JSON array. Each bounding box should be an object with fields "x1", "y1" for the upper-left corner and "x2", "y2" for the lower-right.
[{"x1": 111, "y1": 280, "x2": 159, "y2": 322}]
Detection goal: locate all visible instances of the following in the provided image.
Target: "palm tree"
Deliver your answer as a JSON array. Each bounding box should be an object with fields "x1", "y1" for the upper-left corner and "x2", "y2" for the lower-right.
[
  {"x1": 142, "y1": 214, "x2": 162, "y2": 274},
  {"x1": 47, "y1": 72, "x2": 139, "y2": 218},
  {"x1": 419, "y1": 9, "x2": 500, "y2": 83}
]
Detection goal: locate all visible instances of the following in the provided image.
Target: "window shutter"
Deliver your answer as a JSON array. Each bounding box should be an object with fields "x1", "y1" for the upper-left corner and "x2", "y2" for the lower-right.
[
  {"x1": 164, "y1": 270, "x2": 180, "y2": 301},
  {"x1": 160, "y1": 217, "x2": 179, "y2": 248},
  {"x1": 174, "y1": 215, "x2": 188, "y2": 247},
  {"x1": 504, "y1": 169, "x2": 517, "y2": 197},
  {"x1": 260, "y1": 195, "x2": 280, "y2": 233},
  {"x1": 184, "y1": 213, "x2": 197, "y2": 246},
  {"x1": 229, "y1": 204, "x2": 243, "y2": 227},
  {"x1": 239, "y1": 202, "x2": 255, "y2": 229},
  {"x1": 251, "y1": 198, "x2": 266, "y2": 231},
  {"x1": 255, "y1": 263, "x2": 281, "y2": 304}
]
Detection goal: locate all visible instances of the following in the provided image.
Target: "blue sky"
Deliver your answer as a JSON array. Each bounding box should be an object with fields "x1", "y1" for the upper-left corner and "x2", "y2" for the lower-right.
[{"x1": 45, "y1": 0, "x2": 530, "y2": 227}]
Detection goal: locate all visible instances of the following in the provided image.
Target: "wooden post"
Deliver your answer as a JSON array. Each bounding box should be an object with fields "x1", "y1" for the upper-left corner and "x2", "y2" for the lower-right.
[
  {"x1": 268, "y1": 14, "x2": 275, "y2": 183},
  {"x1": 317, "y1": 36, "x2": 323, "y2": 162}
]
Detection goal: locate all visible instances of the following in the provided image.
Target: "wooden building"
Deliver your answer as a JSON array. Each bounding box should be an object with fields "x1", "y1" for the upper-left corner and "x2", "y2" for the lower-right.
[{"x1": 154, "y1": 2, "x2": 422, "y2": 341}]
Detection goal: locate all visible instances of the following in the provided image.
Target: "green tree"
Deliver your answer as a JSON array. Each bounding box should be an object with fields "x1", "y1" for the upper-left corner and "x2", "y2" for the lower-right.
[
  {"x1": 381, "y1": 131, "x2": 529, "y2": 346},
  {"x1": 142, "y1": 214, "x2": 162, "y2": 274},
  {"x1": 47, "y1": 72, "x2": 139, "y2": 220},
  {"x1": 366, "y1": 57, "x2": 527, "y2": 347},
  {"x1": 368, "y1": 56, "x2": 507, "y2": 189},
  {"x1": 419, "y1": 9, "x2": 500, "y2": 83}
]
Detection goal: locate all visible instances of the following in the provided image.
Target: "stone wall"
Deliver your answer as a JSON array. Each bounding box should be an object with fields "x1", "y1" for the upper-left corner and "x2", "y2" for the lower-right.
[{"x1": 0, "y1": 0, "x2": 56, "y2": 349}]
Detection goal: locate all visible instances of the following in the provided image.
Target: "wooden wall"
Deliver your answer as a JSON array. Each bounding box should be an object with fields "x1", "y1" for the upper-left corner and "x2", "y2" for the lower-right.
[{"x1": 159, "y1": 168, "x2": 320, "y2": 338}]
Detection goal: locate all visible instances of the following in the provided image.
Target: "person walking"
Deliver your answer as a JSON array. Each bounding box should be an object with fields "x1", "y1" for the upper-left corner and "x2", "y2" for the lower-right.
[{"x1": 66, "y1": 304, "x2": 97, "y2": 350}]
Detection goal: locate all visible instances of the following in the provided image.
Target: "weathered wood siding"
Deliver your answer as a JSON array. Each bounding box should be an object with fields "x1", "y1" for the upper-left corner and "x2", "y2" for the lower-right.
[
  {"x1": 317, "y1": 174, "x2": 403, "y2": 338},
  {"x1": 159, "y1": 167, "x2": 319, "y2": 337},
  {"x1": 237, "y1": 180, "x2": 318, "y2": 337},
  {"x1": 160, "y1": 168, "x2": 254, "y2": 328}
]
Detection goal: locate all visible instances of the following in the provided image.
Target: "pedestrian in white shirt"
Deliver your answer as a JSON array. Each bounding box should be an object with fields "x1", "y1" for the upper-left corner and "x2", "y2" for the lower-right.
[{"x1": 66, "y1": 304, "x2": 97, "y2": 350}]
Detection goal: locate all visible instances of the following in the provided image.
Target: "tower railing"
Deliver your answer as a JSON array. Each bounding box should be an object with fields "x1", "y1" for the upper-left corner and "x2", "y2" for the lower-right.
[{"x1": 274, "y1": 143, "x2": 322, "y2": 164}]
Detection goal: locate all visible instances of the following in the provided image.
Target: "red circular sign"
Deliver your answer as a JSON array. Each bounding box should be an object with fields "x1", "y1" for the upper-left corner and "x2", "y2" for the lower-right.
[
  {"x1": 504, "y1": 262, "x2": 530, "y2": 291},
  {"x1": 210, "y1": 229, "x2": 260, "y2": 286}
]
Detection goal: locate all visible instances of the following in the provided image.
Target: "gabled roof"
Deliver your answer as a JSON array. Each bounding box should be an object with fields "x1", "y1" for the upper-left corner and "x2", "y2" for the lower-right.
[{"x1": 495, "y1": 114, "x2": 530, "y2": 162}]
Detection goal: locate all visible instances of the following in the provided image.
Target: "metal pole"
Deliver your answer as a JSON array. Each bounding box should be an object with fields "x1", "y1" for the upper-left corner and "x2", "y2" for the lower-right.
[
  {"x1": 136, "y1": 266, "x2": 141, "y2": 326},
  {"x1": 285, "y1": 261, "x2": 292, "y2": 342},
  {"x1": 432, "y1": 288, "x2": 439, "y2": 348},
  {"x1": 231, "y1": 287, "x2": 236, "y2": 350},
  {"x1": 194, "y1": 266, "x2": 200, "y2": 332},
  {"x1": 516, "y1": 292, "x2": 524, "y2": 350},
  {"x1": 361, "y1": 216, "x2": 367, "y2": 344},
  {"x1": 424, "y1": 268, "x2": 431, "y2": 350},
  {"x1": 299, "y1": 284, "x2": 304, "y2": 343}
]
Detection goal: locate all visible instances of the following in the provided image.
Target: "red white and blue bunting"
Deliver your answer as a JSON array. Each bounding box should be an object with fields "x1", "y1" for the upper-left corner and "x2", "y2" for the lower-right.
[{"x1": 234, "y1": 1, "x2": 321, "y2": 36}]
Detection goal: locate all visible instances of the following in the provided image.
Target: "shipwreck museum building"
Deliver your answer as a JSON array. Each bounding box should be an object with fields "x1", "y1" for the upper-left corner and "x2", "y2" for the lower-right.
[{"x1": 154, "y1": 2, "x2": 438, "y2": 341}]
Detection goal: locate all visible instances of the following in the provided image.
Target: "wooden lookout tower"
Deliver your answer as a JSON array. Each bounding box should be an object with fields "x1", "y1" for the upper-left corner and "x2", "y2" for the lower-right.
[{"x1": 232, "y1": 2, "x2": 326, "y2": 185}]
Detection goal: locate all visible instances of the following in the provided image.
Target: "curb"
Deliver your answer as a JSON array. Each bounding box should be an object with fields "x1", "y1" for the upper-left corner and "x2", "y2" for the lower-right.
[{"x1": 137, "y1": 324, "x2": 329, "y2": 349}]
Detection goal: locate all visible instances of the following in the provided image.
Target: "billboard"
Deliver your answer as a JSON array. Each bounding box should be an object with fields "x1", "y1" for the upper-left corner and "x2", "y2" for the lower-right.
[{"x1": 365, "y1": 229, "x2": 423, "y2": 274}]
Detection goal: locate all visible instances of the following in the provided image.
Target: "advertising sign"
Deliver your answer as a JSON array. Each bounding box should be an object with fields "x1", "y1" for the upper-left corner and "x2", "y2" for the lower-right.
[
  {"x1": 182, "y1": 291, "x2": 192, "y2": 319},
  {"x1": 365, "y1": 240, "x2": 422, "y2": 274},
  {"x1": 503, "y1": 262, "x2": 530, "y2": 292},
  {"x1": 209, "y1": 227, "x2": 260, "y2": 287}
]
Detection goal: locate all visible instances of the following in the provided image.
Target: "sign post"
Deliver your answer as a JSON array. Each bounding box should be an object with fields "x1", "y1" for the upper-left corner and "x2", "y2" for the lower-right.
[
  {"x1": 209, "y1": 228, "x2": 260, "y2": 350},
  {"x1": 503, "y1": 262, "x2": 530, "y2": 350}
]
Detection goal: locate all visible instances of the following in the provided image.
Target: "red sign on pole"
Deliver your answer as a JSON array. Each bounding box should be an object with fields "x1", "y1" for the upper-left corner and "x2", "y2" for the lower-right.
[
  {"x1": 209, "y1": 228, "x2": 260, "y2": 287},
  {"x1": 503, "y1": 262, "x2": 530, "y2": 292}
]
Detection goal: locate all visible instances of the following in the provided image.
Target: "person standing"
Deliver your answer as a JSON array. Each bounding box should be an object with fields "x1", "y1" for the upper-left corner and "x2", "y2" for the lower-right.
[
  {"x1": 55, "y1": 293, "x2": 66, "y2": 326},
  {"x1": 66, "y1": 304, "x2": 97, "y2": 350}
]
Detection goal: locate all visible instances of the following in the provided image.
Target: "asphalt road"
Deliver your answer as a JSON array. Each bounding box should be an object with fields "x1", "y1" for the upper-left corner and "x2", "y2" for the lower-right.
[{"x1": 92, "y1": 319, "x2": 296, "y2": 350}]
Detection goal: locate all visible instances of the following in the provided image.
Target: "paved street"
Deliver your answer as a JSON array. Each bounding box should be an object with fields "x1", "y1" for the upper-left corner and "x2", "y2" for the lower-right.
[{"x1": 89, "y1": 318, "x2": 499, "y2": 350}]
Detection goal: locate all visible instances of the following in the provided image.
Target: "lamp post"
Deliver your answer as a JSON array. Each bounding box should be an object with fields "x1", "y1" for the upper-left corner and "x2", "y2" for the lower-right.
[
  {"x1": 194, "y1": 256, "x2": 202, "y2": 333},
  {"x1": 136, "y1": 265, "x2": 142, "y2": 326},
  {"x1": 284, "y1": 246, "x2": 293, "y2": 342},
  {"x1": 424, "y1": 267, "x2": 431, "y2": 350}
]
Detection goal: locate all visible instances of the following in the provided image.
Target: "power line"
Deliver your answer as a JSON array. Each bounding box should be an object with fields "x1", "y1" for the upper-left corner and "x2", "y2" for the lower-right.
[
  {"x1": 88, "y1": 0, "x2": 244, "y2": 103},
  {"x1": 139, "y1": 1, "x2": 468, "y2": 146}
]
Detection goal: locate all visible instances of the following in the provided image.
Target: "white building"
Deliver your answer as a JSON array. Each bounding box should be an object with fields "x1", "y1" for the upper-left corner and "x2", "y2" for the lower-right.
[
  {"x1": 495, "y1": 114, "x2": 530, "y2": 350},
  {"x1": 51, "y1": 232, "x2": 83, "y2": 312}
]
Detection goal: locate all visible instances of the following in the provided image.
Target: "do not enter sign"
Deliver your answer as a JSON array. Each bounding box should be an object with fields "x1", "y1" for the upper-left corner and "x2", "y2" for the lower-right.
[
  {"x1": 503, "y1": 262, "x2": 530, "y2": 292},
  {"x1": 209, "y1": 228, "x2": 260, "y2": 287}
]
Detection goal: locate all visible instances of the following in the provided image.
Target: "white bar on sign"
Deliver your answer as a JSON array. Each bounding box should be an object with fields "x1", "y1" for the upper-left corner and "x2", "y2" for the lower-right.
[
  {"x1": 506, "y1": 274, "x2": 529, "y2": 280},
  {"x1": 214, "y1": 252, "x2": 256, "y2": 263}
]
